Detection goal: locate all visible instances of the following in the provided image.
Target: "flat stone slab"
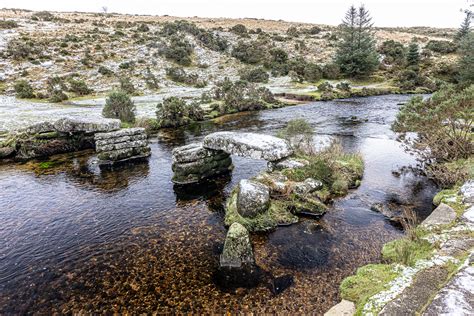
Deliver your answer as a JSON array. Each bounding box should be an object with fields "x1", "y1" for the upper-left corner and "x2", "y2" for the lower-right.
[
  {"x1": 380, "y1": 265, "x2": 450, "y2": 316},
  {"x1": 53, "y1": 117, "x2": 121, "y2": 133},
  {"x1": 324, "y1": 300, "x2": 355, "y2": 316},
  {"x1": 423, "y1": 256, "x2": 474, "y2": 316},
  {"x1": 203, "y1": 131, "x2": 293, "y2": 162},
  {"x1": 172, "y1": 142, "x2": 228, "y2": 164},
  {"x1": 421, "y1": 203, "x2": 457, "y2": 227},
  {"x1": 94, "y1": 127, "x2": 145, "y2": 140}
]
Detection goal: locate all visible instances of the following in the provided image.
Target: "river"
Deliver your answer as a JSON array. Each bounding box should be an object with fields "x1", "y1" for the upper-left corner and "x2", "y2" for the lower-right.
[{"x1": 0, "y1": 94, "x2": 437, "y2": 314}]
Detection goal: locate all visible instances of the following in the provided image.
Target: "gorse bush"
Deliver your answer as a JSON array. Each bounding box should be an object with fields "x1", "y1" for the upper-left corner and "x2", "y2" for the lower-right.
[
  {"x1": 67, "y1": 79, "x2": 93, "y2": 95},
  {"x1": 31, "y1": 11, "x2": 55, "y2": 21},
  {"x1": 230, "y1": 24, "x2": 248, "y2": 36},
  {"x1": 425, "y1": 40, "x2": 457, "y2": 54},
  {"x1": 103, "y1": 90, "x2": 136, "y2": 123},
  {"x1": 119, "y1": 77, "x2": 136, "y2": 95},
  {"x1": 378, "y1": 40, "x2": 406, "y2": 65},
  {"x1": 239, "y1": 67, "x2": 269, "y2": 83},
  {"x1": 14, "y1": 80, "x2": 35, "y2": 99},
  {"x1": 0, "y1": 20, "x2": 18, "y2": 29},
  {"x1": 6, "y1": 38, "x2": 41, "y2": 60},
  {"x1": 166, "y1": 67, "x2": 207, "y2": 87},
  {"x1": 46, "y1": 76, "x2": 68, "y2": 102},
  {"x1": 211, "y1": 78, "x2": 277, "y2": 114},
  {"x1": 393, "y1": 84, "x2": 473, "y2": 162},
  {"x1": 156, "y1": 96, "x2": 203, "y2": 128},
  {"x1": 159, "y1": 36, "x2": 194, "y2": 66},
  {"x1": 231, "y1": 41, "x2": 266, "y2": 64},
  {"x1": 160, "y1": 20, "x2": 228, "y2": 52}
]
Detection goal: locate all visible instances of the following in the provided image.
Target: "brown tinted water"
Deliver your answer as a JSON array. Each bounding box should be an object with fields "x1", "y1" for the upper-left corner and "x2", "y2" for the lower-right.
[{"x1": 0, "y1": 95, "x2": 437, "y2": 314}]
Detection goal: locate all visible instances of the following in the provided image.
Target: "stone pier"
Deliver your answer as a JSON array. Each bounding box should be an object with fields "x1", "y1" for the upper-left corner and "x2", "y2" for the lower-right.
[{"x1": 95, "y1": 128, "x2": 150, "y2": 165}]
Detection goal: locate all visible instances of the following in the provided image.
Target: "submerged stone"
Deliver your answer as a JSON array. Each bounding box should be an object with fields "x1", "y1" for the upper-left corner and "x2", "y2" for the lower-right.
[
  {"x1": 237, "y1": 179, "x2": 270, "y2": 218},
  {"x1": 203, "y1": 131, "x2": 293, "y2": 161},
  {"x1": 220, "y1": 222, "x2": 255, "y2": 268}
]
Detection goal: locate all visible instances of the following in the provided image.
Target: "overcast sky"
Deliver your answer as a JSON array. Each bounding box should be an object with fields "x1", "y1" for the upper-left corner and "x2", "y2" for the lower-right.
[{"x1": 1, "y1": 0, "x2": 471, "y2": 28}]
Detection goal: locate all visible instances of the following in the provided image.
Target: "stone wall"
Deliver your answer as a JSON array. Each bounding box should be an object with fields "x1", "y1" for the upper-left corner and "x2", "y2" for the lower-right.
[{"x1": 95, "y1": 128, "x2": 150, "y2": 165}]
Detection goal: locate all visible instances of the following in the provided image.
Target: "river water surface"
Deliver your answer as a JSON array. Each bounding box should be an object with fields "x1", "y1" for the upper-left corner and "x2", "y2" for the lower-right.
[{"x1": 0, "y1": 94, "x2": 437, "y2": 314}]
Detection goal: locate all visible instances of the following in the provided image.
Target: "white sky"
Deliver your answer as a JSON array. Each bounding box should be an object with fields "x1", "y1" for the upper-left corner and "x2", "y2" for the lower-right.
[{"x1": 0, "y1": 0, "x2": 471, "y2": 28}]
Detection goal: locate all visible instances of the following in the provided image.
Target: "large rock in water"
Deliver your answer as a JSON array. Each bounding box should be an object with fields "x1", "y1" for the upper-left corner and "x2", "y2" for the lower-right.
[
  {"x1": 220, "y1": 222, "x2": 255, "y2": 268},
  {"x1": 171, "y1": 142, "x2": 232, "y2": 184},
  {"x1": 237, "y1": 179, "x2": 270, "y2": 218},
  {"x1": 203, "y1": 131, "x2": 293, "y2": 162}
]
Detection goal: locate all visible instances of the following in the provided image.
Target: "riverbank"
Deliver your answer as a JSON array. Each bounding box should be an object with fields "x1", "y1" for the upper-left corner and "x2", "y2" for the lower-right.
[{"x1": 328, "y1": 180, "x2": 473, "y2": 315}]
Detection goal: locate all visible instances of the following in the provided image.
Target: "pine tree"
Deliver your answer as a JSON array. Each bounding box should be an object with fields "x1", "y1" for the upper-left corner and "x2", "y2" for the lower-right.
[
  {"x1": 406, "y1": 43, "x2": 420, "y2": 67},
  {"x1": 458, "y1": 33, "x2": 474, "y2": 85},
  {"x1": 456, "y1": 10, "x2": 472, "y2": 41},
  {"x1": 335, "y1": 5, "x2": 379, "y2": 78}
]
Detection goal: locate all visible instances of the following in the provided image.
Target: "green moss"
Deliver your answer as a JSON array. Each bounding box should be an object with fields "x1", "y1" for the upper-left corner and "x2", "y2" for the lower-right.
[
  {"x1": 38, "y1": 161, "x2": 57, "y2": 169},
  {"x1": 433, "y1": 188, "x2": 459, "y2": 206},
  {"x1": 224, "y1": 189, "x2": 298, "y2": 232},
  {"x1": 340, "y1": 263, "x2": 399, "y2": 315},
  {"x1": 382, "y1": 238, "x2": 434, "y2": 266}
]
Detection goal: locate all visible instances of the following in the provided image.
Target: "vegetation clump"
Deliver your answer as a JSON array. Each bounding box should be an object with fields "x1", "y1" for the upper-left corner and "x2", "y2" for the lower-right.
[
  {"x1": 159, "y1": 36, "x2": 194, "y2": 66},
  {"x1": 231, "y1": 41, "x2": 266, "y2": 64},
  {"x1": 393, "y1": 84, "x2": 473, "y2": 186},
  {"x1": 0, "y1": 20, "x2": 18, "y2": 29},
  {"x1": 166, "y1": 67, "x2": 207, "y2": 87},
  {"x1": 210, "y1": 78, "x2": 277, "y2": 114},
  {"x1": 156, "y1": 96, "x2": 203, "y2": 128},
  {"x1": 67, "y1": 79, "x2": 93, "y2": 96},
  {"x1": 239, "y1": 67, "x2": 269, "y2": 83},
  {"x1": 102, "y1": 90, "x2": 136, "y2": 123},
  {"x1": 14, "y1": 80, "x2": 35, "y2": 99},
  {"x1": 425, "y1": 40, "x2": 457, "y2": 54}
]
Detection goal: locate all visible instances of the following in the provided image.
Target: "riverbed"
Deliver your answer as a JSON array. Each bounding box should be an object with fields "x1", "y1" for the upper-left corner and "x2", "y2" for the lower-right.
[{"x1": 0, "y1": 94, "x2": 437, "y2": 314}]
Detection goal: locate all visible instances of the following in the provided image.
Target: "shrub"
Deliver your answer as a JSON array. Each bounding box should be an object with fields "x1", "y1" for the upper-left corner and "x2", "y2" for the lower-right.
[
  {"x1": 159, "y1": 36, "x2": 193, "y2": 66},
  {"x1": 14, "y1": 80, "x2": 35, "y2": 99},
  {"x1": 336, "y1": 82, "x2": 351, "y2": 91},
  {"x1": 137, "y1": 23, "x2": 149, "y2": 32},
  {"x1": 458, "y1": 33, "x2": 474, "y2": 86},
  {"x1": 322, "y1": 63, "x2": 341, "y2": 79},
  {"x1": 119, "y1": 77, "x2": 136, "y2": 95},
  {"x1": 6, "y1": 38, "x2": 40, "y2": 60},
  {"x1": 103, "y1": 90, "x2": 136, "y2": 123},
  {"x1": 211, "y1": 78, "x2": 277, "y2": 114},
  {"x1": 378, "y1": 40, "x2": 406, "y2": 65},
  {"x1": 304, "y1": 63, "x2": 323, "y2": 82},
  {"x1": 144, "y1": 67, "x2": 159, "y2": 90},
  {"x1": 31, "y1": 11, "x2": 55, "y2": 21},
  {"x1": 264, "y1": 48, "x2": 289, "y2": 76},
  {"x1": 166, "y1": 67, "x2": 206, "y2": 87},
  {"x1": 156, "y1": 96, "x2": 203, "y2": 128},
  {"x1": 46, "y1": 76, "x2": 68, "y2": 102},
  {"x1": 318, "y1": 81, "x2": 333, "y2": 92},
  {"x1": 230, "y1": 24, "x2": 248, "y2": 36},
  {"x1": 98, "y1": 65, "x2": 113, "y2": 76},
  {"x1": 239, "y1": 67, "x2": 269, "y2": 83},
  {"x1": 119, "y1": 61, "x2": 135, "y2": 70},
  {"x1": 0, "y1": 20, "x2": 18, "y2": 29},
  {"x1": 286, "y1": 26, "x2": 299, "y2": 37},
  {"x1": 393, "y1": 84, "x2": 473, "y2": 162},
  {"x1": 425, "y1": 40, "x2": 457, "y2": 54},
  {"x1": 231, "y1": 41, "x2": 266, "y2": 64},
  {"x1": 68, "y1": 79, "x2": 93, "y2": 95}
]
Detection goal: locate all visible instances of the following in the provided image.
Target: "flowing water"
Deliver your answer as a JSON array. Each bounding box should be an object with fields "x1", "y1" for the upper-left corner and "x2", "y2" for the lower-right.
[{"x1": 0, "y1": 94, "x2": 437, "y2": 314}]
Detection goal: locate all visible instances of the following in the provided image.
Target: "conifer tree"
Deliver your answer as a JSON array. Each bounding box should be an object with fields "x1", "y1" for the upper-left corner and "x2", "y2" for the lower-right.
[
  {"x1": 406, "y1": 43, "x2": 420, "y2": 67},
  {"x1": 456, "y1": 10, "x2": 472, "y2": 41},
  {"x1": 458, "y1": 33, "x2": 474, "y2": 85},
  {"x1": 335, "y1": 5, "x2": 379, "y2": 78}
]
